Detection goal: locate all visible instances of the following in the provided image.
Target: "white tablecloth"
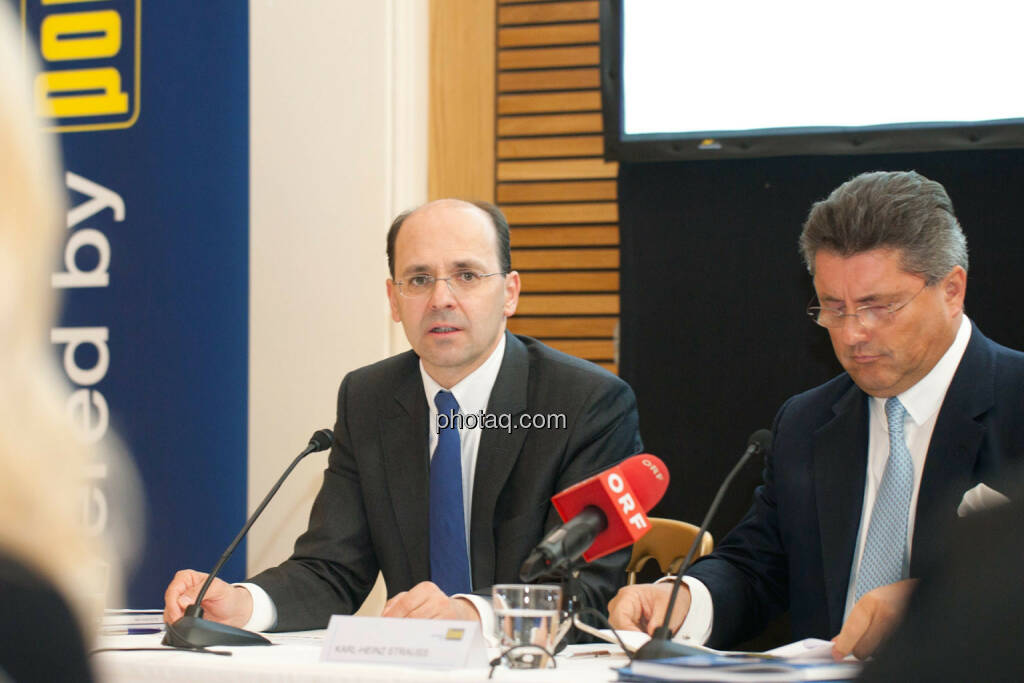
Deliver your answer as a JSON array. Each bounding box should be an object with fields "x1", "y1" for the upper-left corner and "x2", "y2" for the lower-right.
[{"x1": 93, "y1": 631, "x2": 629, "y2": 683}]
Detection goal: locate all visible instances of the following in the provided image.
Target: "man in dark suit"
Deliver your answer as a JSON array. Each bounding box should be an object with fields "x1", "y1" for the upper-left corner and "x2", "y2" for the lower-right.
[
  {"x1": 858, "y1": 490, "x2": 1023, "y2": 681},
  {"x1": 858, "y1": 491, "x2": 1023, "y2": 681},
  {"x1": 164, "y1": 199, "x2": 641, "y2": 632},
  {"x1": 609, "y1": 171, "x2": 1024, "y2": 659}
]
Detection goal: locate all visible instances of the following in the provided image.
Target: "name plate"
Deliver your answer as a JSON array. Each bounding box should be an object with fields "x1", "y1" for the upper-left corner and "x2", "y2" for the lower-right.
[{"x1": 320, "y1": 616, "x2": 488, "y2": 669}]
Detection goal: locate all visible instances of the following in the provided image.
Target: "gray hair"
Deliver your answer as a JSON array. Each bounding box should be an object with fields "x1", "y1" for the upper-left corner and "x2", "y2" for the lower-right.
[{"x1": 799, "y1": 171, "x2": 968, "y2": 284}]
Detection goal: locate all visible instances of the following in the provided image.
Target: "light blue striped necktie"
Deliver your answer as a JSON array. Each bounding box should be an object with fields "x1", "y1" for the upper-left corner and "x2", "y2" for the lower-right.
[
  {"x1": 429, "y1": 390, "x2": 472, "y2": 595},
  {"x1": 854, "y1": 397, "x2": 913, "y2": 602}
]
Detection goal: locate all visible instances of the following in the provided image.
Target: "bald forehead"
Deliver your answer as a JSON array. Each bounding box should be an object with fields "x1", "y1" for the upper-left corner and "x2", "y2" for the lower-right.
[
  {"x1": 407, "y1": 198, "x2": 490, "y2": 223},
  {"x1": 393, "y1": 200, "x2": 501, "y2": 272},
  {"x1": 399, "y1": 200, "x2": 498, "y2": 251}
]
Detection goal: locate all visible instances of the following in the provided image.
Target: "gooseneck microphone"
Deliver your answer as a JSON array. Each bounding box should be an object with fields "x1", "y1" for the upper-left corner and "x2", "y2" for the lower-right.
[
  {"x1": 632, "y1": 429, "x2": 772, "y2": 661},
  {"x1": 520, "y1": 453, "x2": 670, "y2": 581},
  {"x1": 163, "y1": 428, "x2": 334, "y2": 649}
]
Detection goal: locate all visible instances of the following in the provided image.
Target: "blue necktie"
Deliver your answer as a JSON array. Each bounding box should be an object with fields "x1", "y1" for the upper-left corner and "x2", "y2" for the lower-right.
[
  {"x1": 854, "y1": 397, "x2": 913, "y2": 601},
  {"x1": 429, "y1": 390, "x2": 472, "y2": 595}
]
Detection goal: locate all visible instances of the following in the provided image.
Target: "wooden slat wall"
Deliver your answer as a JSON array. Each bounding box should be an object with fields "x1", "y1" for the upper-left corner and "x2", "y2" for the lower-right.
[{"x1": 497, "y1": 0, "x2": 619, "y2": 374}]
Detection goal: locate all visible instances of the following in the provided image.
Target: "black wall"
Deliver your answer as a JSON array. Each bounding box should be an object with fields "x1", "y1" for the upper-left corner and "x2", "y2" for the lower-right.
[{"x1": 619, "y1": 149, "x2": 1024, "y2": 547}]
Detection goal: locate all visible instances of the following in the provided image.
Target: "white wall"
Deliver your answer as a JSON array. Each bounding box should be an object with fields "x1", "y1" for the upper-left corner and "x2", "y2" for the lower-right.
[{"x1": 248, "y1": 0, "x2": 426, "y2": 612}]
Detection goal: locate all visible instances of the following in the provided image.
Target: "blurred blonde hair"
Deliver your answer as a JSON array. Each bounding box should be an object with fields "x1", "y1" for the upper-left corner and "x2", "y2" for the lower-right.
[{"x1": 0, "y1": 3, "x2": 126, "y2": 632}]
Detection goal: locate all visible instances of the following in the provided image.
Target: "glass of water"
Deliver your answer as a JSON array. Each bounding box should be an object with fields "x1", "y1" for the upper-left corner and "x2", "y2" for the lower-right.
[{"x1": 492, "y1": 584, "x2": 562, "y2": 669}]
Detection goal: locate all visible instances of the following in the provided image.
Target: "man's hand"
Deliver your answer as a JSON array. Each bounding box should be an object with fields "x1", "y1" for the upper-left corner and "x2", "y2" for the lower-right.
[
  {"x1": 163, "y1": 569, "x2": 254, "y2": 628},
  {"x1": 608, "y1": 582, "x2": 690, "y2": 636},
  {"x1": 832, "y1": 579, "x2": 918, "y2": 660},
  {"x1": 381, "y1": 581, "x2": 480, "y2": 622}
]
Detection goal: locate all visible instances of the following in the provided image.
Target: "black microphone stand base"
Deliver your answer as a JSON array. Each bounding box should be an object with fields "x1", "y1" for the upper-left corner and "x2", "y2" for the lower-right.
[
  {"x1": 162, "y1": 615, "x2": 272, "y2": 648},
  {"x1": 632, "y1": 636, "x2": 708, "y2": 660}
]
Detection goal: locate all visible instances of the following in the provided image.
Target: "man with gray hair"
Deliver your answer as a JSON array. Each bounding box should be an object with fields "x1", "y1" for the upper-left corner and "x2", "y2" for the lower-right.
[{"x1": 609, "y1": 170, "x2": 1024, "y2": 659}]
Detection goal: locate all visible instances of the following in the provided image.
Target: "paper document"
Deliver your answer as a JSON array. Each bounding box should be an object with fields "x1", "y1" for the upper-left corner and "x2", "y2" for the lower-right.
[
  {"x1": 591, "y1": 630, "x2": 838, "y2": 662},
  {"x1": 618, "y1": 654, "x2": 861, "y2": 681},
  {"x1": 763, "y1": 639, "x2": 837, "y2": 661},
  {"x1": 100, "y1": 609, "x2": 165, "y2": 635}
]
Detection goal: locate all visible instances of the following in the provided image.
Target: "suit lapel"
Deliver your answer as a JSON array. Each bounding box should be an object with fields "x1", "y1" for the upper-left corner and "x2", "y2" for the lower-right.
[
  {"x1": 912, "y1": 328, "x2": 992, "y2": 575},
  {"x1": 813, "y1": 382, "x2": 869, "y2": 633},
  {"x1": 381, "y1": 366, "x2": 431, "y2": 582},
  {"x1": 469, "y1": 332, "x2": 529, "y2": 588}
]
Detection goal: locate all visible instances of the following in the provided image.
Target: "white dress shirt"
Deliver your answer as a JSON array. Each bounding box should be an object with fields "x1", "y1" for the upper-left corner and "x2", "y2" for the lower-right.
[
  {"x1": 672, "y1": 316, "x2": 972, "y2": 645},
  {"x1": 240, "y1": 334, "x2": 508, "y2": 633}
]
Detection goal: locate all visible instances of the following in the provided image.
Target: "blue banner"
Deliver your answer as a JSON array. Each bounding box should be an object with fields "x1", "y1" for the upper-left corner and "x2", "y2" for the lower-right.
[{"x1": 18, "y1": 0, "x2": 249, "y2": 606}]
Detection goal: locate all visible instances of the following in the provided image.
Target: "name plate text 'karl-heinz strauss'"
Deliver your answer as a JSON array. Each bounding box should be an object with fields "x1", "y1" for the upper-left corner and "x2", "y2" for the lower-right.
[{"x1": 321, "y1": 616, "x2": 487, "y2": 669}]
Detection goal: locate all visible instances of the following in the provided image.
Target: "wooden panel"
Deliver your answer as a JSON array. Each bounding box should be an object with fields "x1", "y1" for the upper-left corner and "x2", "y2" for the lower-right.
[
  {"x1": 499, "y1": 24, "x2": 599, "y2": 48},
  {"x1": 485, "y1": 3, "x2": 621, "y2": 374},
  {"x1": 499, "y1": 159, "x2": 618, "y2": 181},
  {"x1": 597, "y1": 362, "x2": 618, "y2": 374},
  {"x1": 508, "y1": 316, "x2": 618, "y2": 338},
  {"x1": 498, "y1": 68, "x2": 599, "y2": 92},
  {"x1": 498, "y1": 180, "x2": 616, "y2": 203},
  {"x1": 498, "y1": 91, "x2": 601, "y2": 115},
  {"x1": 505, "y1": 202, "x2": 617, "y2": 225},
  {"x1": 498, "y1": 135, "x2": 603, "y2": 159},
  {"x1": 429, "y1": 0, "x2": 494, "y2": 200},
  {"x1": 544, "y1": 339, "x2": 615, "y2": 359},
  {"x1": 498, "y1": 113, "x2": 603, "y2": 136},
  {"x1": 516, "y1": 294, "x2": 619, "y2": 315},
  {"x1": 512, "y1": 248, "x2": 619, "y2": 270},
  {"x1": 510, "y1": 225, "x2": 618, "y2": 246},
  {"x1": 499, "y1": 1, "x2": 599, "y2": 25},
  {"x1": 499, "y1": 45, "x2": 599, "y2": 70},
  {"x1": 520, "y1": 271, "x2": 619, "y2": 292}
]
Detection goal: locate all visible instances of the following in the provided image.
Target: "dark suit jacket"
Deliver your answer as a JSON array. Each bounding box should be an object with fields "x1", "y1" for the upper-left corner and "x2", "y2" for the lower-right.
[
  {"x1": 686, "y1": 325, "x2": 1024, "y2": 648},
  {"x1": 860, "y1": 496, "x2": 1024, "y2": 682},
  {"x1": 0, "y1": 551, "x2": 93, "y2": 682},
  {"x1": 251, "y1": 332, "x2": 643, "y2": 631}
]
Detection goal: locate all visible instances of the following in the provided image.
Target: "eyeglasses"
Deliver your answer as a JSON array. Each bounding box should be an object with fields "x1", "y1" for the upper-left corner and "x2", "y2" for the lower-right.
[
  {"x1": 394, "y1": 270, "x2": 506, "y2": 298},
  {"x1": 806, "y1": 283, "x2": 927, "y2": 329}
]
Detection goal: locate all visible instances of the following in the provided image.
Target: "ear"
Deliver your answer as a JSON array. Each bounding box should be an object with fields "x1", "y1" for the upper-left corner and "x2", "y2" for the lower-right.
[
  {"x1": 503, "y1": 270, "x2": 521, "y2": 318},
  {"x1": 386, "y1": 278, "x2": 401, "y2": 323},
  {"x1": 942, "y1": 265, "x2": 967, "y2": 315}
]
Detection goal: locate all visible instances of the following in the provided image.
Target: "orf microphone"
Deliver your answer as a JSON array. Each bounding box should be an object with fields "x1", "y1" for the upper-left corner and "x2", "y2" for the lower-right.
[
  {"x1": 162, "y1": 429, "x2": 334, "y2": 649},
  {"x1": 632, "y1": 429, "x2": 772, "y2": 661},
  {"x1": 519, "y1": 454, "x2": 669, "y2": 581}
]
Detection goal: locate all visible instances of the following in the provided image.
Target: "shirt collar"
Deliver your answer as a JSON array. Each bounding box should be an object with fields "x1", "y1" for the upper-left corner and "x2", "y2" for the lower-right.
[
  {"x1": 419, "y1": 333, "x2": 507, "y2": 415},
  {"x1": 871, "y1": 315, "x2": 972, "y2": 425}
]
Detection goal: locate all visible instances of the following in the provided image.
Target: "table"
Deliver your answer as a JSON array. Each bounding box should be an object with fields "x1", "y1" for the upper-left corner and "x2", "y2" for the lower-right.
[{"x1": 92, "y1": 631, "x2": 630, "y2": 682}]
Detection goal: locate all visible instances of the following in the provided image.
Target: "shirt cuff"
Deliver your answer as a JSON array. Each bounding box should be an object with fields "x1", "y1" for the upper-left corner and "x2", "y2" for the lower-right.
[
  {"x1": 236, "y1": 582, "x2": 277, "y2": 632},
  {"x1": 455, "y1": 593, "x2": 498, "y2": 647},
  {"x1": 654, "y1": 575, "x2": 714, "y2": 645}
]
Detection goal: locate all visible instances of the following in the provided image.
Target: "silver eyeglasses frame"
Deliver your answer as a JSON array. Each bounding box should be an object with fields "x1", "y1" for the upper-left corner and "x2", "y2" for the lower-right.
[
  {"x1": 394, "y1": 270, "x2": 507, "y2": 298},
  {"x1": 806, "y1": 283, "x2": 928, "y2": 329}
]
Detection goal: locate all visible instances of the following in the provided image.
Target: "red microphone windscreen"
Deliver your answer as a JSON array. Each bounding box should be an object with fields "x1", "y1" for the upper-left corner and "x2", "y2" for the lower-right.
[
  {"x1": 551, "y1": 453, "x2": 670, "y2": 563},
  {"x1": 620, "y1": 453, "x2": 670, "y2": 510}
]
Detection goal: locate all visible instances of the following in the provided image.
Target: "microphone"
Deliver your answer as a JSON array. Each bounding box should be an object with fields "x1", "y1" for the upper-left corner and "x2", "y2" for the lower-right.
[
  {"x1": 162, "y1": 429, "x2": 334, "y2": 649},
  {"x1": 519, "y1": 453, "x2": 669, "y2": 581},
  {"x1": 632, "y1": 428, "x2": 772, "y2": 661}
]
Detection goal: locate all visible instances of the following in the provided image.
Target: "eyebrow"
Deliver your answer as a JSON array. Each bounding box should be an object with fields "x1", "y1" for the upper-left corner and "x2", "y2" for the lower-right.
[
  {"x1": 399, "y1": 259, "x2": 489, "y2": 278},
  {"x1": 400, "y1": 264, "x2": 432, "y2": 277},
  {"x1": 451, "y1": 259, "x2": 489, "y2": 271},
  {"x1": 818, "y1": 292, "x2": 892, "y2": 305}
]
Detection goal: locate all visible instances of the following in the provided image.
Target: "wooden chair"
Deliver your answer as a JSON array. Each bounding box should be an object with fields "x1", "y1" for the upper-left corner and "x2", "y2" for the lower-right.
[{"x1": 626, "y1": 518, "x2": 713, "y2": 584}]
